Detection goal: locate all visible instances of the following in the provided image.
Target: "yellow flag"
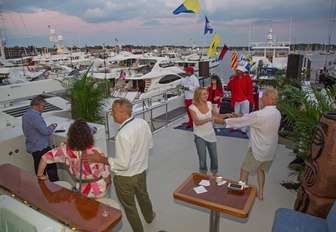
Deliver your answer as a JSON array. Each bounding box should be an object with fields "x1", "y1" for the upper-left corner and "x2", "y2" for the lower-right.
[
  {"x1": 183, "y1": 0, "x2": 200, "y2": 13},
  {"x1": 207, "y1": 34, "x2": 220, "y2": 57}
]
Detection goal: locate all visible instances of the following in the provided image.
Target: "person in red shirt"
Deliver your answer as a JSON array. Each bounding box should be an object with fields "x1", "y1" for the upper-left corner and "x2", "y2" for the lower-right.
[
  {"x1": 227, "y1": 66, "x2": 255, "y2": 135},
  {"x1": 207, "y1": 75, "x2": 224, "y2": 132}
]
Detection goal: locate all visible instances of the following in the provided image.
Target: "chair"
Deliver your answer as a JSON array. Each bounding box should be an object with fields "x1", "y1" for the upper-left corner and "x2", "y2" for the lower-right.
[
  {"x1": 272, "y1": 201, "x2": 336, "y2": 232},
  {"x1": 55, "y1": 181, "x2": 121, "y2": 210}
]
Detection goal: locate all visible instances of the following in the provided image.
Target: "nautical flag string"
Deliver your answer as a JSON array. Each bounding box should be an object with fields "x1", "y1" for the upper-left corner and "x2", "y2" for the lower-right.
[
  {"x1": 173, "y1": 0, "x2": 200, "y2": 15},
  {"x1": 204, "y1": 16, "x2": 213, "y2": 35},
  {"x1": 237, "y1": 54, "x2": 254, "y2": 72},
  {"x1": 207, "y1": 34, "x2": 220, "y2": 56},
  {"x1": 231, "y1": 51, "x2": 238, "y2": 70},
  {"x1": 218, "y1": 44, "x2": 229, "y2": 61}
]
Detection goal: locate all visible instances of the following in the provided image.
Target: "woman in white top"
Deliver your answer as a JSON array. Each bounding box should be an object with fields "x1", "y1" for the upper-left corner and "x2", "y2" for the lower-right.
[{"x1": 189, "y1": 87, "x2": 231, "y2": 176}]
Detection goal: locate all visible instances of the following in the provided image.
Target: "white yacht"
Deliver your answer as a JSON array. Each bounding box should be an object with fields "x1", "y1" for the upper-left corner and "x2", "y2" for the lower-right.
[
  {"x1": 173, "y1": 53, "x2": 220, "y2": 77},
  {"x1": 111, "y1": 56, "x2": 184, "y2": 100},
  {"x1": 0, "y1": 60, "x2": 302, "y2": 232},
  {"x1": 248, "y1": 27, "x2": 291, "y2": 80},
  {"x1": 104, "y1": 55, "x2": 187, "y2": 136},
  {"x1": 90, "y1": 51, "x2": 142, "y2": 80},
  {"x1": 248, "y1": 27, "x2": 312, "y2": 81}
]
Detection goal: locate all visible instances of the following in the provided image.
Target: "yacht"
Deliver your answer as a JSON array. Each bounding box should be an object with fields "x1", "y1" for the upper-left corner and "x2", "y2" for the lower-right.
[
  {"x1": 90, "y1": 51, "x2": 142, "y2": 80},
  {"x1": 102, "y1": 55, "x2": 187, "y2": 136},
  {"x1": 0, "y1": 45, "x2": 72, "y2": 85},
  {"x1": 248, "y1": 27, "x2": 311, "y2": 81},
  {"x1": 32, "y1": 51, "x2": 94, "y2": 67},
  {"x1": 0, "y1": 108, "x2": 297, "y2": 232},
  {"x1": 172, "y1": 53, "x2": 220, "y2": 77},
  {"x1": 248, "y1": 27, "x2": 291, "y2": 79},
  {"x1": 111, "y1": 56, "x2": 184, "y2": 100},
  {"x1": 0, "y1": 47, "x2": 301, "y2": 231}
]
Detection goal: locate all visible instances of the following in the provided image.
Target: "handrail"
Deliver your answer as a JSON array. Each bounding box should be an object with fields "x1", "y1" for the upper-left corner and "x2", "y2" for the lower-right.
[{"x1": 106, "y1": 88, "x2": 180, "y2": 139}]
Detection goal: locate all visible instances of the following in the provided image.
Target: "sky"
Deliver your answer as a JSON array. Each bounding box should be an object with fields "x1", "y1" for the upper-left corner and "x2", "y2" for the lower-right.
[{"x1": 0, "y1": 0, "x2": 335, "y2": 48}]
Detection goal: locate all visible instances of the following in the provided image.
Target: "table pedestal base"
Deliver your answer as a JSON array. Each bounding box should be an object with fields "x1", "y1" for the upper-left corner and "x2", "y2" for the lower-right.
[{"x1": 209, "y1": 210, "x2": 220, "y2": 232}]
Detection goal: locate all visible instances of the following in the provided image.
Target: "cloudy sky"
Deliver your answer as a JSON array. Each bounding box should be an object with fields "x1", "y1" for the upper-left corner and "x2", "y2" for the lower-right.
[{"x1": 1, "y1": 0, "x2": 334, "y2": 48}]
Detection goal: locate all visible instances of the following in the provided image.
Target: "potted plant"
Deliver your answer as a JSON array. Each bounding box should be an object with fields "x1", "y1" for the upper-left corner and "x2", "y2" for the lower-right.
[
  {"x1": 277, "y1": 83, "x2": 336, "y2": 181},
  {"x1": 59, "y1": 66, "x2": 111, "y2": 124}
]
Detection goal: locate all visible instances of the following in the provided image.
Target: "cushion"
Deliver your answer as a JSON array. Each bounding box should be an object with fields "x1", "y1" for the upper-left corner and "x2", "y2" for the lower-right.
[
  {"x1": 327, "y1": 202, "x2": 336, "y2": 231},
  {"x1": 272, "y1": 208, "x2": 328, "y2": 232}
]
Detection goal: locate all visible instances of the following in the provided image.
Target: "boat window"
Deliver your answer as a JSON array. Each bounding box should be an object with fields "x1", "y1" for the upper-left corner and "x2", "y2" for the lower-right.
[
  {"x1": 159, "y1": 75, "x2": 181, "y2": 84},
  {"x1": 159, "y1": 63, "x2": 176, "y2": 68},
  {"x1": 126, "y1": 59, "x2": 137, "y2": 67},
  {"x1": 68, "y1": 69, "x2": 80, "y2": 76},
  {"x1": 138, "y1": 59, "x2": 156, "y2": 66},
  {"x1": 3, "y1": 102, "x2": 62, "y2": 118}
]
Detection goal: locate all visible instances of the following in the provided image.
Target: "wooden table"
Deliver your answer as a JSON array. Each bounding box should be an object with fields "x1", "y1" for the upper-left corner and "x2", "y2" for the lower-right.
[
  {"x1": 0, "y1": 163, "x2": 122, "y2": 232},
  {"x1": 174, "y1": 173, "x2": 256, "y2": 232}
]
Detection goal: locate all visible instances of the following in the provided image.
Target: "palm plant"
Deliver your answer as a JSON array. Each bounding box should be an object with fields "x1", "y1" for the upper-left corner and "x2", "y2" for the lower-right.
[
  {"x1": 277, "y1": 83, "x2": 336, "y2": 179},
  {"x1": 60, "y1": 66, "x2": 110, "y2": 124}
]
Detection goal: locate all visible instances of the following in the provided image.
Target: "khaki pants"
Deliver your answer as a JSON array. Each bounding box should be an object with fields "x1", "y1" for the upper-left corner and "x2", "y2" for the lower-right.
[{"x1": 114, "y1": 171, "x2": 154, "y2": 232}]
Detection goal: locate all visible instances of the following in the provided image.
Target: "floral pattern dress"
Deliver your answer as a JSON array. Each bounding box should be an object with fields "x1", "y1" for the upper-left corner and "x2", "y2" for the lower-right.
[{"x1": 42, "y1": 142, "x2": 111, "y2": 198}]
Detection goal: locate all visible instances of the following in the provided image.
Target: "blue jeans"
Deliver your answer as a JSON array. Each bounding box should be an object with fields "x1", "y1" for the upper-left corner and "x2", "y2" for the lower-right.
[{"x1": 194, "y1": 135, "x2": 218, "y2": 174}]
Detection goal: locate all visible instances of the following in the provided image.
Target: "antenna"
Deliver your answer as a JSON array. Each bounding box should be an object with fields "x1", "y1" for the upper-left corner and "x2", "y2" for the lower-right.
[
  {"x1": 248, "y1": 23, "x2": 251, "y2": 53},
  {"x1": 289, "y1": 16, "x2": 292, "y2": 44},
  {"x1": 0, "y1": 6, "x2": 7, "y2": 60}
]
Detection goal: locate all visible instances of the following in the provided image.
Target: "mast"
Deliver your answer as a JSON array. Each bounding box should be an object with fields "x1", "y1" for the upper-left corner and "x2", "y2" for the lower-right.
[
  {"x1": 289, "y1": 17, "x2": 292, "y2": 44},
  {"x1": 0, "y1": 7, "x2": 6, "y2": 60},
  {"x1": 325, "y1": 0, "x2": 335, "y2": 66},
  {"x1": 0, "y1": 36, "x2": 5, "y2": 60},
  {"x1": 248, "y1": 23, "x2": 251, "y2": 53}
]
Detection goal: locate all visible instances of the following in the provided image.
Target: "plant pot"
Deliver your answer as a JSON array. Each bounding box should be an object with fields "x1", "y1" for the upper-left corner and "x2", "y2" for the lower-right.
[{"x1": 295, "y1": 111, "x2": 336, "y2": 218}]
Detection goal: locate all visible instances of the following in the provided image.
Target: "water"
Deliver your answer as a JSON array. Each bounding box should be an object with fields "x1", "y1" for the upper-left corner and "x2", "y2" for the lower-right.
[
  {"x1": 213, "y1": 51, "x2": 236, "y2": 84},
  {"x1": 212, "y1": 51, "x2": 334, "y2": 84}
]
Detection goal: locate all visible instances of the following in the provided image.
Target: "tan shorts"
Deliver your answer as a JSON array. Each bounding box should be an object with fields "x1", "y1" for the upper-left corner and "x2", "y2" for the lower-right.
[{"x1": 241, "y1": 148, "x2": 273, "y2": 173}]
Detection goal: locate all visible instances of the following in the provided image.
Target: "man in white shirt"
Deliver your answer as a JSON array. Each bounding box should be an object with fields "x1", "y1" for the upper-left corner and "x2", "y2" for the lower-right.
[
  {"x1": 180, "y1": 66, "x2": 199, "y2": 128},
  {"x1": 215, "y1": 86, "x2": 281, "y2": 200},
  {"x1": 88, "y1": 98, "x2": 155, "y2": 232}
]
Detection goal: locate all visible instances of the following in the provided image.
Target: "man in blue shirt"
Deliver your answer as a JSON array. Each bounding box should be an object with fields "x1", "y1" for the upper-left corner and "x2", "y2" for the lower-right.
[{"x1": 22, "y1": 96, "x2": 59, "y2": 181}]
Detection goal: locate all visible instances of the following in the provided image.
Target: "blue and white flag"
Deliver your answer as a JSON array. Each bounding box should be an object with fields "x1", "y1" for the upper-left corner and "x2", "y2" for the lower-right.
[
  {"x1": 204, "y1": 16, "x2": 213, "y2": 35},
  {"x1": 237, "y1": 54, "x2": 254, "y2": 72}
]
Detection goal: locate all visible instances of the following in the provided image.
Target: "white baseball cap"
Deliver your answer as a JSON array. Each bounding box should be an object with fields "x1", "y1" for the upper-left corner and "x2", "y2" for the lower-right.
[{"x1": 235, "y1": 66, "x2": 247, "y2": 73}]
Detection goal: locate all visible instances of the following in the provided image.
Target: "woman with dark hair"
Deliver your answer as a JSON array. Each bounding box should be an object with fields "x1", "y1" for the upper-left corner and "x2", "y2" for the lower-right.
[
  {"x1": 37, "y1": 118, "x2": 111, "y2": 198},
  {"x1": 207, "y1": 75, "x2": 224, "y2": 132}
]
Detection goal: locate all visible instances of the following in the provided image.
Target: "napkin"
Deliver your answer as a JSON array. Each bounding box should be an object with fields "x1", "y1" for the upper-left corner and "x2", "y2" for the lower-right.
[
  {"x1": 198, "y1": 180, "x2": 210, "y2": 187},
  {"x1": 193, "y1": 186, "x2": 208, "y2": 194}
]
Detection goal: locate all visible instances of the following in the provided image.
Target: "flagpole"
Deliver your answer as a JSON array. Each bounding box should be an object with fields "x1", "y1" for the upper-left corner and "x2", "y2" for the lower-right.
[
  {"x1": 248, "y1": 23, "x2": 251, "y2": 53},
  {"x1": 289, "y1": 16, "x2": 292, "y2": 45}
]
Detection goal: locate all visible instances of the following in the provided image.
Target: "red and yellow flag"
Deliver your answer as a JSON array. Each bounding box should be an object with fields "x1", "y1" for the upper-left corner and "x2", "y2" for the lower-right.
[{"x1": 231, "y1": 51, "x2": 238, "y2": 70}]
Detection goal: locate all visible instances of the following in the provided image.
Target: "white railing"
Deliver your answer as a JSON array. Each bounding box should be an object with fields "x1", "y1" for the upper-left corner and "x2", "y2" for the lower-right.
[{"x1": 106, "y1": 88, "x2": 183, "y2": 139}]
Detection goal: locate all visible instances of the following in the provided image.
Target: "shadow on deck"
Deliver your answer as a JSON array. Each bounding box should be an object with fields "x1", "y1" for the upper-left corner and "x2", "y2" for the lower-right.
[{"x1": 151, "y1": 107, "x2": 186, "y2": 131}]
